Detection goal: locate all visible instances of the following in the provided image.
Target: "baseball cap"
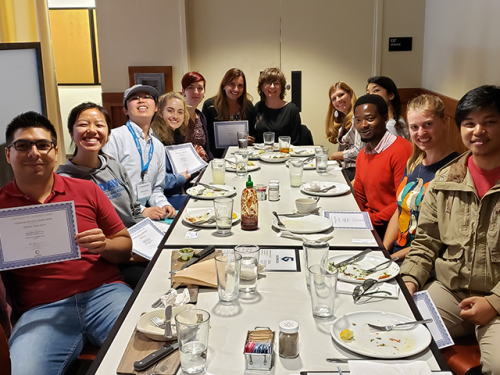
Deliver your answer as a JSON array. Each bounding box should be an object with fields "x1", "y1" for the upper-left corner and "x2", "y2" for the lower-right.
[{"x1": 123, "y1": 84, "x2": 159, "y2": 107}]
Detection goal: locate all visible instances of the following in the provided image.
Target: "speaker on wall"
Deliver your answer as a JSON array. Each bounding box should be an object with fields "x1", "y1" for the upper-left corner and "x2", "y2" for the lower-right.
[{"x1": 291, "y1": 70, "x2": 302, "y2": 112}]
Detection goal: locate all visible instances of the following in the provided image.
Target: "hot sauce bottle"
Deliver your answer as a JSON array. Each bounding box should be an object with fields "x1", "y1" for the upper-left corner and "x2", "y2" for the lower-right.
[{"x1": 241, "y1": 175, "x2": 258, "y2": 230}]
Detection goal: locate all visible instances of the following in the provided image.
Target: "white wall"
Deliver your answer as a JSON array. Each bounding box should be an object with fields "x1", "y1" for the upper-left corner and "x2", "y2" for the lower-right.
[{"x1": 423, "y1": 0, "x2": 500, "y2": 99}]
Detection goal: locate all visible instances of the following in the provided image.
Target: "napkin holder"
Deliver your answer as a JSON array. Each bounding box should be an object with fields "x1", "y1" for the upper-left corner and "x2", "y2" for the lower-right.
[{"x1": 243, "y1": 326, "x2": 274, "y2": 371}]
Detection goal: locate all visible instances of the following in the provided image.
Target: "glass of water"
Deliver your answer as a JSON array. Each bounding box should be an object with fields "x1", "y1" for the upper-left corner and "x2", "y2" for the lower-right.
[
  {"x1": 263, "y1": 132, "x2": 275, "y2": 151},
  {"x1": 237, "y1": 130, "x2": 249, "y2": 149},
  {"x1": 213, "y1": 197, "x2": 233, "y2": 236},
  {"x1": 215, "y1": 252, "x2": 242, "y2": 302},
  {"x1": 234, "y1": 244, "x2": 260, "y2": 292},
  {"x1": 308, "y1": 264, "x2": 338, "y2": 319},
  {"x1": 175, "y1": 308, "x2": 210, "y2": 374},
  {"x1": 315, "y1": 146, "x2": 329, "y2": 174},
  {"x1": 234, "y1": 150, "x2": 249, "y2": 179},
  {"x1": 289, "y1": 158, "x2": 304, "y2": 187}
]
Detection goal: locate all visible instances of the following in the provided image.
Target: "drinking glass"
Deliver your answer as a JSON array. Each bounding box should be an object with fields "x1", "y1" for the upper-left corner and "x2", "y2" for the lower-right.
[
  {"x1": 234, "y1": 244, "x2": 260, "y2": 292},
  {"x1": 175, "y1": 308, "x2": 210, "y2": 374},
  {"x1": 237, "y1": 130, "x2": 249, "y2": 149},
  {"x1": 289, "y1": 159, "x2": 304, "y2": 187},
  {"x1": 234, "y1": 150, "x2": 249, "y2": 180},
  {"x1": 303, "y1": 240, "x2": 329, "y2": 288},
  {"x1": 215, "y1": 253, "x2": 242, "y2": 302},
  {"x1": 211, "y1": 158, "x2": 226, "y2": 185},
  {"x1": 315, "y1": 146, "x2": 329, "y2": 174},
  {"x1": 263, "y1": 132, "x2": 275, "y2": 151},
  {"x1": 278, "y1": 136, "x2": 291, "y2": 153},
  {"x1": 213, "y1": 197, "x2": 233, "y2": 236},
  {"x1": 308, "y1": 264, "x2": 338, "y2": 319}
]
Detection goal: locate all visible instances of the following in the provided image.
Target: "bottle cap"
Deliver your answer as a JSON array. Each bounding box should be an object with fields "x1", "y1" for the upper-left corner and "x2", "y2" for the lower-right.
[
  {"x1": 279, "y1": 320, "x2": 299, "y2": 333},
  {"x1": 246, "y1": 175, "x2": 253, "y2": 187}
]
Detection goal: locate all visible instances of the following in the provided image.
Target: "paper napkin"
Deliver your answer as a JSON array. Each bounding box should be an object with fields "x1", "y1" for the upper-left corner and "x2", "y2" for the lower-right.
[{"x1": 172, "y1": 258, "x2": 217, "y2": 288}]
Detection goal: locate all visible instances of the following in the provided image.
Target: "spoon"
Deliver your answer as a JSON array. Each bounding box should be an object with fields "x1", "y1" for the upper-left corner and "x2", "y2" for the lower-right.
[{"x1": 272, "y1": 211, "x2": 286, "y2": 227}]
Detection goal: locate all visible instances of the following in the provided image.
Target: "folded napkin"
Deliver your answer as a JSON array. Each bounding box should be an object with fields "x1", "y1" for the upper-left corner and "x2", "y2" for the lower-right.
[
  {"x1": 172, "y1": 258, "x2": 217, "y2": 288},
  {"x1": 348, "y1": 360, "x2": 432, "y2": 375},
  {"x1": 336, "y1": 279, "x2": 400, "y2": 299}
]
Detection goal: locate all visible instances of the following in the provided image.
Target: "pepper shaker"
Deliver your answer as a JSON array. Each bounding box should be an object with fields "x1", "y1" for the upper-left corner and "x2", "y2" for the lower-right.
[
  {"x1": 268, "y1": 180, "x2": 280, "y2": 201},
  {"x1": 278, "y1": 320, "x2": 299, "y2": 358}
]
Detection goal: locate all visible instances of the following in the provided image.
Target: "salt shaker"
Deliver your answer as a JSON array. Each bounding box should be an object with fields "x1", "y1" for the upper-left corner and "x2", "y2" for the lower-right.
[
  {"x1": 268, "y1": 180, "x2": 280, "y2": 201},
  {"x1": 278, "y1": 320, "x2": 299, "y2": 358}
]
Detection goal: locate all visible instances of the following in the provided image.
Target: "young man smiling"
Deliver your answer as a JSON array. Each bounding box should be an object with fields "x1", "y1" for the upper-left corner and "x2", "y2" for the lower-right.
[
  {"x1": 353, "y1": 94, "x2": 412, "y2": 238},
  {"x1": 401, "y1": 85, "x2": 500, "y2": 375},
  {"x1": 0, "y1": 112, "x2": 132, "y2": 374},
  {"x1": 103, "y1": 84, "x2": 176, "y2": 220}
]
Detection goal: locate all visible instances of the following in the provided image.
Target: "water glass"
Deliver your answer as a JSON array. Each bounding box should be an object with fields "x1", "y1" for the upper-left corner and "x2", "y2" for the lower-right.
[
  {"x1": 234, "y1": 150, "x2": 249, "y2": 179},
  {"x1": 289, "y1": 159, "x2": 304, "y2": 187},
  {"x1": 278, "y1": 136, "x2": 291, "y2": 153},
  {"x1": 237, "y1": 130, "x2": 249, "y2": 149},
  {"x1": 303, "y1": 240, "x2": 330, "y2": 288},
  {"x1": 215, "y1": 253, "x2": 242, "y2": 302},
  {"x1": 175, "y1": 308, "x2": 210, "y2": 374},
  {"x1": 308, "y1": 264, "x2": 338, "y2": 319},
  {"x1": 315, "y1": 146, "x2": 329, "y2": 174},
  {"x1": 211, "y1": 159, "x2": 226, "y2": 185},
  {"x1": 213, "y1": 197, "x2": 233, "y2": 236},
  {"x1": 234, "y1": 244, "x2": 260, "y2": 292},
  {"x1": 263, "y1": 132, "x2": 275, "y2": 151}
]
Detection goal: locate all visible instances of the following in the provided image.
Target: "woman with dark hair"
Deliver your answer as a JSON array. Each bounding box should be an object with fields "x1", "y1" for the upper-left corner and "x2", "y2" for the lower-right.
[
  {"x1": 202, "y1": 68, "x2": 257, "y2": 158},
  {"x1": 181, "y1": 71, "x2": 213, "y2": 161},
  {"x1": 254, "y1": 67, "x2": 301, "y2": 145},
  {"x1": 366, "y1": 76, "x2": 409, "y2": 139}
]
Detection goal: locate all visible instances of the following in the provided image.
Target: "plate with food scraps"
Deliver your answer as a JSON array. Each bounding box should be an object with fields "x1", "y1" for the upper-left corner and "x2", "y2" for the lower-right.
[
  {"x1": 186, "y1": 185, "x2": 236, "y2": 200},
  {"x1": 331, "y1": 311, "x2": 432, "y2": 359},
  {"x1": 248, "y1": 149, "x2": 265, "y2": 159},
  {"x1": 225, "y1": 159, "x2": 261, "y2": 172},
  {"x1": 259, "y1": 152, "x2": 290, "y2": 163},
  {"x1": 286, "y1": 159, "x2": 339, "y2": 170},
  {"x1": 271, "y1": 215, "x2": 332, "y2": 234},
  {"x1": 253, "y1": 142, "x2": 279, "y2": 151},
  {"x1": 300, "y1": 181, "x2": 351, "y2": 196},
  {"x1": 182, "y1": 208, "x2": 240, "y2": 228},
  {"x1": 289, "y1": 147, "x2": 316, "y2": 157},
  {"x1": 327, "y1": 253, "x2": 400, "y2": 283}
]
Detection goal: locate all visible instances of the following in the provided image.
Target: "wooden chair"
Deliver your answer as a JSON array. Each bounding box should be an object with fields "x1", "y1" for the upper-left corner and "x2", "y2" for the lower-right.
[{"x1": 440, "y1": 336, "x2": 482, "y2": 375}]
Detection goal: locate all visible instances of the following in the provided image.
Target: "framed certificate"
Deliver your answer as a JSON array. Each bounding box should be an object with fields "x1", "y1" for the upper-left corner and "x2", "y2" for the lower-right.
[
  {"x1": 165, "y1": 143, "x2": 208, "y2": 175},
  {"x1": 0, "y1": 202, "x2": 80, "y2": 271},
  {"x1": 214, "y1": 120, "x2": 248, "y2": 149}
]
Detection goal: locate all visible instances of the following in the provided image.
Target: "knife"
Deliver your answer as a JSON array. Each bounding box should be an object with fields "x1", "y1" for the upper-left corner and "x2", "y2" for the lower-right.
[
  {"x1": 180, "y1": 245, "x2": 216, "y2": 270},
  {"x1": 334, "y1": 249, "x2": 372, "y2": 268},
  {"x1": 164, "y1": 304, "x2": 173, "y2": 339},
  {"x1": 133, "y1": 342, "x2": 179, "y2": 372},
  {"x1": 197, "y1": 182, "x2": 232, "y2": 192}
]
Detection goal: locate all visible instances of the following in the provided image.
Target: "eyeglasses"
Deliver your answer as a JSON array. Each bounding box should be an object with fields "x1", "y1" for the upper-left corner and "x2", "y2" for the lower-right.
[
  {"x1": 7, "y1": 139, "x2": 55, "y2": 152},
  {"x1": 352, "y1": 279, "x2": 391, "y2": 302},
  {"x1": 128, "y1": 94, "x2": 154, "y2": 102}
]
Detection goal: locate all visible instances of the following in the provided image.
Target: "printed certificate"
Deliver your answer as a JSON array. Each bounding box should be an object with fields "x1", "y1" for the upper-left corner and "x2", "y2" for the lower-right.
[
  {"x1": 0, "y1": 202, "x2": 80, "y2": 271},
  {"x1": 323, "y1": 211, "x2": 373, "y2": 230},
  {"x1": 214, "y1": 121, "x2": 248, "y2": 149},
  {"x1": 165, "y1": 143, "x2": 208, "y2": 176},
  {"x1": 128, "y1": 218, "x2": 166, "y2": 260}
]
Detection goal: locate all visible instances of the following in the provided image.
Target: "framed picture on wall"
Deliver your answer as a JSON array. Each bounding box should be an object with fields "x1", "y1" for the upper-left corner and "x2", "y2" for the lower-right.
[
  {"x1": 128, "y1": 66, "x2": 173, "y2": 96},
  {"x1": 133, "y1": 73, "x2": 165, "y2": 95}
]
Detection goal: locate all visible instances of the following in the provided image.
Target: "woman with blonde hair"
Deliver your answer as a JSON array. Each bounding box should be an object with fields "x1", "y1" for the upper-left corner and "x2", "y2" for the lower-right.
[
  {"x1": 383, "y1": 94, "x2": 459, "y2": 259},
  {"x1": 326, "y1": 81, "x2": 363, "y2": 181},
  {"x1": 151, "y1": 92, "x2": 192, "y2": 209},
  {"x1": 255, "y1": 67, "x2": 302, "y2": 145},
  {"x1": 202, "y1": 68, "x2": 257, "y2": 158}
]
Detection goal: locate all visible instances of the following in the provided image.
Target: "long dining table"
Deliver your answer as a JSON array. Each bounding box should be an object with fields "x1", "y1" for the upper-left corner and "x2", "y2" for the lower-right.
[{"x1": 88, "y1": 146, "x2": 450, "y2": 375}]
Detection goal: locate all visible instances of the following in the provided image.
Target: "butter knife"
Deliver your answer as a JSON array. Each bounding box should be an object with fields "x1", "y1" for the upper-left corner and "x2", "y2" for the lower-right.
[
  {"x1": 180, "y1": 245, "x2": 216, "y2": 270},
  {"x1": 133, "y1": 342, "x2": 179, "y2": 372},
  {"x1": 198, "y1": 182, "x2": 232, "y2": 192},
  {"x1": 334, "y1": 249, "x2": 372, "y2": 268},
  {"x1": 164, "y1": 304, "x2": 173, "y2": 338}
]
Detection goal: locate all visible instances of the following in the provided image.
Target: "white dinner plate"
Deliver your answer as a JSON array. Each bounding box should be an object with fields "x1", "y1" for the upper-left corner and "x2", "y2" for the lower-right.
[
  {"x1": 182, "y1": 208, "x2": 240, "y2": 228},
  {"x1": 248, "y1": 149, "x2": 265, "y2": 160},
  {"x1": 225, "y1": 159, "x2": 261, "y2": 172},
  {"x1": 271, "y1": 215, "x2": 332, "y2": 234},
  {"x1": 258, "y1": 152, "x2": 290, "y2": 163},
  {"x1": 327, "y1": 253, "x2": 400, "y2": 283},
  {"x1": 300, "y1": 181, "x2": 351, "y2": 197},
  {"x1": 289, "y1": 146, "x2": 316, "y2": 157},
  {"x1": 286, "y1": 159, "x2": 339, "y2": 170},
  {"x1": 331, "y1": 311, "x2": 432, "y2": 359},
  {"x1": 254, "y1": 142, "x2": 279, "y2": 151},
  {"x1": 186, "y1": 185, "x2": 236, "y2": 200}
]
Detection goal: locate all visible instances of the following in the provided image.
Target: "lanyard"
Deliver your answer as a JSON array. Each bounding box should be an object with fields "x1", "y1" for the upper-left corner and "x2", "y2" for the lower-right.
[{"x1": 126, "y1": 121, "x2": 154, "y2": 179}]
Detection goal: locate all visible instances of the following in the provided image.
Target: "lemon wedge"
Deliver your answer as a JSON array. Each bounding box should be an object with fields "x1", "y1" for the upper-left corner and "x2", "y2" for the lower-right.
[{"x1": 340, "y1": 329, "x2": 354, "y2": 341}]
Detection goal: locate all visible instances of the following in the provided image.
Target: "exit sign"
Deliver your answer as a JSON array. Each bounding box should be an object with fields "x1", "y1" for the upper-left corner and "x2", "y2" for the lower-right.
[{"x1": 389, "y1": 37, "x2": 412, "y2": 52}]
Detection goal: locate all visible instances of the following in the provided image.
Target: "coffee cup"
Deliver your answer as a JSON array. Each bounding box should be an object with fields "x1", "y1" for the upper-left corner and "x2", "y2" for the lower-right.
[{"x1": 295, "y1": 197, "x2": 318, "y2": 213}]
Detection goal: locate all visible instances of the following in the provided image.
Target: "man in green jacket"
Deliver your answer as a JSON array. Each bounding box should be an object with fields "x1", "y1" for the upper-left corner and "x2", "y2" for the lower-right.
[{"x1": 401, "y1": 85, "x2": 500, "y2": 375}]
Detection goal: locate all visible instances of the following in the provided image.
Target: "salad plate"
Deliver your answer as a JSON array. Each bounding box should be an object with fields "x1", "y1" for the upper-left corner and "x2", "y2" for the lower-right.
[
  {"x1": 300, "y1": 181, "x2": 350, "y2": 197},
  {"x1": 182, "y1": 208, "x2": 240, "y2": 228},
  {"x1": 327, "y1": 253, "x2": 400, "y2": 283},
  {"x1": 258, "y1": 152, "x2": 290, "y2": 163},
  {"x1": 186, "y1": 185, "x2": 236, "y2": 200},
  {"x1": 271, "y1": 215, "x2": 332, "y2": 234}
]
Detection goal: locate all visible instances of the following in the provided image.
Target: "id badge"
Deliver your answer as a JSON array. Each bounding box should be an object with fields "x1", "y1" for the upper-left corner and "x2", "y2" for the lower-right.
[{"x1": 137, "y1": 182, "x2": 152, "y2": 200}]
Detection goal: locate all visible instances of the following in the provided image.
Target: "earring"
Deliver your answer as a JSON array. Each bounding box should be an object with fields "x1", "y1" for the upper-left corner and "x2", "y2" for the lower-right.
[{"x1": 334, "y1": 110, "x2": 339, "y2": 118}]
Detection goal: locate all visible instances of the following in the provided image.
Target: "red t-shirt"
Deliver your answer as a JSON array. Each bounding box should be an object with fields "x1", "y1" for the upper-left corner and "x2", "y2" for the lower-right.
[
  {"x1": 468, "y1": 156, "x2": 500, "y2": 199},
  {"x1": 0, "y1": 174, "x2": 126, "y2": 310}
]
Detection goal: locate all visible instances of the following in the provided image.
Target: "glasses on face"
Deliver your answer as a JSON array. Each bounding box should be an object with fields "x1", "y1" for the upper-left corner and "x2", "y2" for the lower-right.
[
  {"x1": 8, "y1": 139, "x2": 55, "y2": 152},
  {"x1": 128, "y1": 94, "x2": 154, "y2": 102}
]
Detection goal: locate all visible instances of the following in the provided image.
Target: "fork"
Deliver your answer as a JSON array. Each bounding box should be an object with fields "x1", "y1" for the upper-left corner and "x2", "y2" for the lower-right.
[
  {"x1": 150, "y1": 316, "x2": 167, "y2": 329},
  {"x1": 318, "y1": 184, "x2": 336, "y2": 193},
  {"x1": 365, "y1": 256, "x2": 399, "y2": 273},
  {"x1": 194, "y1": 215, "x2": 216, "y2": 225},
  {"x1": 272, "y1": 211, "x2": 286, "y2": 227},
  {"x1": 367, "y1": 318, "x2": 433, "y2": 331}
]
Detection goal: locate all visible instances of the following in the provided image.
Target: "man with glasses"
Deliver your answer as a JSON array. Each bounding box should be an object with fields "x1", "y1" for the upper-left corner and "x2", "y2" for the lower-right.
[
  {"x1": 103, "y1": 84, "x2": 176, "y2": 220},
  {"x1": 0, "y1": 112, "x2": 133, "y2": 374}
]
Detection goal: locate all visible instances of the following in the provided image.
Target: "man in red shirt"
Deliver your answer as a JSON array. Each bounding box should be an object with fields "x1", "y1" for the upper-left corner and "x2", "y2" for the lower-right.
[
  {"x1": 0, "y1": 112, "x2": 133, "y2": 375},
  {"x1": 353, "y1": 94, "x2": 412, "y2": 238}
]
